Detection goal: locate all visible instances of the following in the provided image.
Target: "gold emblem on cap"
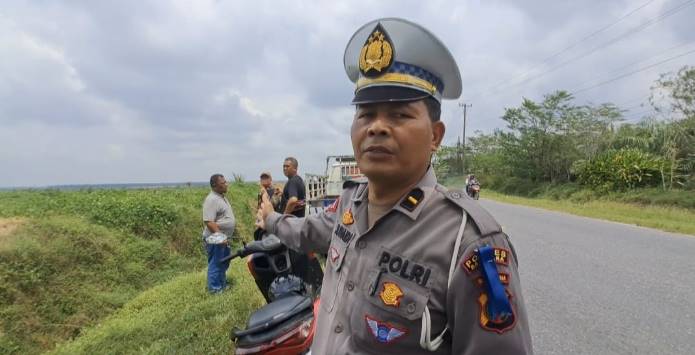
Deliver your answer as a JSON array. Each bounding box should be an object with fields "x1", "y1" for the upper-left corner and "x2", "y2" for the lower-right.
[
  {"x1": 359, "y1": 24, "x2": 394, "y2": 76},
  {"x1": 380, "y1": 282, "x2": 404, "y2": 307}
]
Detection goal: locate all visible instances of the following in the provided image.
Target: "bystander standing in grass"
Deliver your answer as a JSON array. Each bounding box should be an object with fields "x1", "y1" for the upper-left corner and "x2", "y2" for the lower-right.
[{"x1": 202, "y1": 174, "x2": 235, "y2": 294}]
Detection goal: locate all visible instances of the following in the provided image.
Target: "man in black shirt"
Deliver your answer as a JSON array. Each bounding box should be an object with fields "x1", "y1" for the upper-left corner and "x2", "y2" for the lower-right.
[
  {"x1": 277, "y1": 157, "x2": 322, "y2": 291},
  {"x1": 279, "y1": 157, "x2": 306, "y2": 217}
]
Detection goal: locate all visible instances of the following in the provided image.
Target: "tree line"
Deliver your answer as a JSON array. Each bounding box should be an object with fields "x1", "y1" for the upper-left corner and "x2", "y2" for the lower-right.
[{"x1": 435, "y1": 65, "x2": 695, "y2": 191}]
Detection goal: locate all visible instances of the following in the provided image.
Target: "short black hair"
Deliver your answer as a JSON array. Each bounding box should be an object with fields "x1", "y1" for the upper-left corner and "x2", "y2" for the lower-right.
[
  {"x1": 423, "y1": 96, "x2": 441, "y2": 122},
  {"x1": 284, "y1": 157, "x2": 298, "y2": 169},
  {"x1": 209, "y1": 174, "x2": 224, "y2": 188}
]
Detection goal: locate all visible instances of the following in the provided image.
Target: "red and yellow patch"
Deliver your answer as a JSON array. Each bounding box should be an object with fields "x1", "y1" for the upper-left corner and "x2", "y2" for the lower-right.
[
  {"x1": 379, "y1": 282, "x2": 404, "y2": 307},
  {"x1": 478, "y1": 291, "x2": 516, "y2": 334},
  {"x1": 342, "y1": 209, "x2": 354, "y2": 225},
  {"x1": 474, "y1": 273, "x2": 510, "y2": 287},
  {"x1": 326, "y1": 198, "x2": 340, "y2": 213},
  {"x1": 461, "y1": 247, "x2": 510, "y2": 274}
]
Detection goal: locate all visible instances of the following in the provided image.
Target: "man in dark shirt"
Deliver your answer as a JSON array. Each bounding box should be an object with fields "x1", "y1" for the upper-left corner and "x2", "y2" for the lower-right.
[
  {"x1": 279, "y1": 157, "x2": 306, "y2": 217},
  {"x1": 277, "y1": 157, "x2": 322, "y2": 291}
]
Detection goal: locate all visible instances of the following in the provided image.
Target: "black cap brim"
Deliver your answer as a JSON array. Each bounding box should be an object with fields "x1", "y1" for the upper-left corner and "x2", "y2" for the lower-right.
[{"x1": 351, "y1": 86, "x2": 431, "y2": 105}]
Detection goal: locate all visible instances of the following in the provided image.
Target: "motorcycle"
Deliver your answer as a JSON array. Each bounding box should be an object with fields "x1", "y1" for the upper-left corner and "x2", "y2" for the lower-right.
[
  {"x1": 467, "y1": 182, "x2": 481, "y2": 200},
  {"x1": 223, "y1": 235, "x2": 320, "y2": 355}
]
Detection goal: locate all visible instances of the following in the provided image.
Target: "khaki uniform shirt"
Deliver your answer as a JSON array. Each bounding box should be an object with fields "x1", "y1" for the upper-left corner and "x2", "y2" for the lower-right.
[{"x1": 265, "y1": 168, "x2": 533, "y2": 354}]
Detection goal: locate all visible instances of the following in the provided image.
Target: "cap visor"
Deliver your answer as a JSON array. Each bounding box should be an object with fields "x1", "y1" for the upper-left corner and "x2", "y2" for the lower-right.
[{"x1": 351, "y1": 86, "x2": 431, "y2": 105}]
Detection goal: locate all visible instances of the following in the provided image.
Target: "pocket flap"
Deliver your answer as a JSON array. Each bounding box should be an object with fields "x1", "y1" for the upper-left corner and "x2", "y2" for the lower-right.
[{"x1": 363, "y1": 270, "x2": 430, "y2": 321}]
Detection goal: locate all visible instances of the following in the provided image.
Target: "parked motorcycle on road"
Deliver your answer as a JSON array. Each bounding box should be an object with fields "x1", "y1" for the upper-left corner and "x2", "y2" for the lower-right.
[{"x1": 222, "y1": 235, "x2": 321, "y2": 355}]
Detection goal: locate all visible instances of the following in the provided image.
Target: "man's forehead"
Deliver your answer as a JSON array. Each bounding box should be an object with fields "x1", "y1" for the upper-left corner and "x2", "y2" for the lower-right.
[{"x1": 356, "y1": 100, "x2": 424, "y2": 110}]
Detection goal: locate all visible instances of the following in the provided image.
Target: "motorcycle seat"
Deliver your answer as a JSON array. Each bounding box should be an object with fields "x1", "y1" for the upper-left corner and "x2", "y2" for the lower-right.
[{"x1": 236, "y1": 294, "x2": 313, "y2": 337}]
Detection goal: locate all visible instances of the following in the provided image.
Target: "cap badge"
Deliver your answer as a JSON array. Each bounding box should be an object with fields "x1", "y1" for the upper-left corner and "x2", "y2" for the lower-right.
[
  {"x1": 359, "y1": 23, "x2": 394, "y2": 77},
  {"x1": 379, "y1": 282, "x2": 404, "y2": 307},
  {"x1": 342, "y1": 209, "x2": 354, "y2": 225}
]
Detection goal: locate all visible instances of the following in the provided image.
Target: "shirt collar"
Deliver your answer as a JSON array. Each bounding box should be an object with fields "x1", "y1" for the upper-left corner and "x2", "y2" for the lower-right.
[{"x1": 352, "y1": 166, "x2": 438, "y2": 221}]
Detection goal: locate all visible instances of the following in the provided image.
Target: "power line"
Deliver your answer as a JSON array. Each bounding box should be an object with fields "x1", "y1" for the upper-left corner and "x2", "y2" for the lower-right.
[
  {"x1": 573, "y1": 41, "x2": 695, "y2": 90},
  {"x1": 483, "y1": 0, "x2": 657, "y2": 94},
  {"x1": 571, "y1": 47, "x2": 695, "y2": 94},
  {"x1": 488, "y1": 0, "x2": 695, "y2": 96}
]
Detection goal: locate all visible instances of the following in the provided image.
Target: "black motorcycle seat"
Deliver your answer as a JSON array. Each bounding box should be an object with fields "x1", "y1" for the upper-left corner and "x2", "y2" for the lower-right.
[{"x1": 241, "y1": 295, "x2": 312, "y2": 334}]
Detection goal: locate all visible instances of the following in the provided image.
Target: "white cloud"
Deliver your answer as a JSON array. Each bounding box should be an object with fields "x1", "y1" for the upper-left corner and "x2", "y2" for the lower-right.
[{"x1": 1, "y1": 0, "x2": 693, "y2": 187}]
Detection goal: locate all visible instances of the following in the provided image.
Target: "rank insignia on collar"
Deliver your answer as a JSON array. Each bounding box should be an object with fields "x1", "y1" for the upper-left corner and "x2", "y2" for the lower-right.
[
  {"x1": 365, "y1": 314, "x2": 407, "y2": 344},
  {"x1": 379, "y1": 282, "x2": 403, "y2": 307},
  {"x1": 478, "y1": 291, "x2": 516, "y2": 334},
  {"x1": 399, "y1": 188, "x2": 424, "y2": 212},
  {"x1": 342, "y1": 209, "x2": 354, "y2": 225}
]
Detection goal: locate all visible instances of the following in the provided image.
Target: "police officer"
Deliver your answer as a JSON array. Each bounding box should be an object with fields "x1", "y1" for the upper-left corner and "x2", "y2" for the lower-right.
[{"x1": 257, "y1": 17, "x2": 532, "y2": 354}]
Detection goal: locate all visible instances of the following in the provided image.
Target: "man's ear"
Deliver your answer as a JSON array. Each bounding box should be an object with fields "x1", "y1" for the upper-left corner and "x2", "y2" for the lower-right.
[{"x1": 431, "y1": 121, "x2": 445, "y2": 151}]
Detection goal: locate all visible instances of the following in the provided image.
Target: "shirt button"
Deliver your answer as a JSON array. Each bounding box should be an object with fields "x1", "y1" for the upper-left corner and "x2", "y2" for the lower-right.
[
  {"x1": 357, "y1": 241, "x2": 367, "y2": 249},
  {"x1": 346, "y1": 281, "x2": 355, "y2": 291},
  {"x1": 407, "y1": 302, "x2": 416, "y2": 314},
  {"x1": 335, "y1": 323, "x2": 344, "y2": 333}
]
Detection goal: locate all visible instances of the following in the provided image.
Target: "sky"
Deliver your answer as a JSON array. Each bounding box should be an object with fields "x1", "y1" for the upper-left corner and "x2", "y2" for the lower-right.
[{"x1": 1, "y1": 0, "x2": 694, "y2": 187}]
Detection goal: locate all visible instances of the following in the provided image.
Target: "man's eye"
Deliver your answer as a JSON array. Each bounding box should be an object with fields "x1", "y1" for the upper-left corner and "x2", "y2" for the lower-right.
[{"x1": 357, "y1": 112, "x2": 374, "y2": 119}]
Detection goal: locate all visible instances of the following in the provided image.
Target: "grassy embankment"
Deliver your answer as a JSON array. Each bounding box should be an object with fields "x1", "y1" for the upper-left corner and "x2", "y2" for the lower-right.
[
  {"x1": 0, "y1": 184, "x2": 264, "y2": 354},
  {"x1": 445, "y1": 176, "x2": 695, "y2": 236}
]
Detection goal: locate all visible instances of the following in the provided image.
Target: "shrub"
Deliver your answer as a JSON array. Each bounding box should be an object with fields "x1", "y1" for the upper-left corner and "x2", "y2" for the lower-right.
[{"x1": 576, "y1": 148, "x2": 665, "y2": 190}]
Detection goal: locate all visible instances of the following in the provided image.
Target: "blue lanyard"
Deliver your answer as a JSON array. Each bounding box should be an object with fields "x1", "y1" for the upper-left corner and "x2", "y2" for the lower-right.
[{"x1": 478, "y1": 245, "x2": 512, "y2": 321}]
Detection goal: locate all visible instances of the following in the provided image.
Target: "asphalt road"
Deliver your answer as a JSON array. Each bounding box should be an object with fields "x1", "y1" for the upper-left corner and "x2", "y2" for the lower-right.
[{"x1": 479, "y1": 199, "x2": 695, "y2": 355}]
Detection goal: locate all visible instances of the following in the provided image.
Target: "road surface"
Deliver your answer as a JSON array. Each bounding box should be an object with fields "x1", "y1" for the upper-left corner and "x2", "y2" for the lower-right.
[{"x1": 480, "y1": 199, "x2": 695, "y2": 355}]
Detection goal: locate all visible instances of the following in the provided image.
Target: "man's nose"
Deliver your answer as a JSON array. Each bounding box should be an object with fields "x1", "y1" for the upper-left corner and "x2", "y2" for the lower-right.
[{"x1": 366, "y1": 115, "x2": 390, "y2": 137}]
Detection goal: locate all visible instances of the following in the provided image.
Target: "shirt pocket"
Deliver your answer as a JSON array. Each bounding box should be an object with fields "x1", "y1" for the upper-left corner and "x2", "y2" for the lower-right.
[{"x1": 349, "y1": 268, "x2": 431, "y2": 349}]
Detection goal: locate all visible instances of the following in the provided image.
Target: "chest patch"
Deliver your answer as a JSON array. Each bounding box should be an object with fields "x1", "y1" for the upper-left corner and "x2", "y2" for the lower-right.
[
  {"x1": 334, "y1": 224, "x2": 355, "y2": 243},
  {"x1": 379, "y1": 282, "x2": 404, "y2": 307},
  {"x1": 378, "y1": 251, "x2": 431, "y2": 287},
  {"x1": 342, "y1": 209, "x2": 354, "y2": 225},
  {"x1": 365, "y1": 314, "x2": 407, "y2": 344}
]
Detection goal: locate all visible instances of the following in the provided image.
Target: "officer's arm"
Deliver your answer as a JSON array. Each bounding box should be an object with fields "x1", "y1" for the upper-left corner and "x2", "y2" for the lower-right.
[
  {"x1": 446, "y1": 230, "x2": 533, "y2": 354},
  {"x1": 259, "y1": 191, "x2": 335, "y2": 254},
  {"x1": 264, "y1": 209, "x2": 335, "y2": 254}
]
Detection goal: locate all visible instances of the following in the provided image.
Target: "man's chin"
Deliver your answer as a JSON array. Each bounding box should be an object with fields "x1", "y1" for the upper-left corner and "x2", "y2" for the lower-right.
[{"x1": 360, "y1": 165, "x2": 400, "y2": 182}]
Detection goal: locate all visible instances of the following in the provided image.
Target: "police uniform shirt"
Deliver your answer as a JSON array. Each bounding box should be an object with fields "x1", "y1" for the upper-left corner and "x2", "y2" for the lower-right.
[
  {"x1": 202, "y1": 191, "x2": 236, "y2": 237},
  {"x1": 264, "y1": 167, "x2": 533, "y2": 354}
]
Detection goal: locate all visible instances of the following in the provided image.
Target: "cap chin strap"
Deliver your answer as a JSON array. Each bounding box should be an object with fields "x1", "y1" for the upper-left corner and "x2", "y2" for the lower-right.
[{"x1": 420, "y1": 210, "x2": 467, "y2": 351}]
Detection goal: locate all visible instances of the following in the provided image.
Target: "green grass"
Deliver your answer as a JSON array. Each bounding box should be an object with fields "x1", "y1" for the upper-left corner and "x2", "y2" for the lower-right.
[
  {"x1": 0, "y1": 183, "x2": 260, "y2": 354},
  {"x1": 482, "y1": 190, "x2": 695, "y2": 236},
  {"x1": 49, "y1": 264, "x2": 265, "y2": 355}
]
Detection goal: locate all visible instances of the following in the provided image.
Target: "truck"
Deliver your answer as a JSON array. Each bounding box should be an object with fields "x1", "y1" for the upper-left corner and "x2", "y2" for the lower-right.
[{"x1": 305, "y1": 155, "x2": 364, "y2": 214}]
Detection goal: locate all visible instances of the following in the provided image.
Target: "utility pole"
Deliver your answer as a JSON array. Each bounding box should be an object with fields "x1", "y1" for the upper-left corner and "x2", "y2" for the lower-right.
[{"x1": 459, "y1": 102, "x2": 472, "y2": 175}]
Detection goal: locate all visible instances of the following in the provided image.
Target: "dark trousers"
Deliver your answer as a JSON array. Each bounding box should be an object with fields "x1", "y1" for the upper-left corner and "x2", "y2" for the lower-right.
[{"x1": 205, "y1": 242, "x2": 231, "y2": 293}]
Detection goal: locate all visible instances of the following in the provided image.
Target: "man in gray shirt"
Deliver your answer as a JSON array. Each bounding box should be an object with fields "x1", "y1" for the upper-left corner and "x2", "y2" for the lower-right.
[{"x1": 202, "y1": 174, "x2": 236, "y2": 293}]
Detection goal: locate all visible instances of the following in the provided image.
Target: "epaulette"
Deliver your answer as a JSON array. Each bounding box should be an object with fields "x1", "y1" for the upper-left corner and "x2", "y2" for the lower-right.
[{"x1": 436, "y1": 185, "x2": 502, "y2": 238}]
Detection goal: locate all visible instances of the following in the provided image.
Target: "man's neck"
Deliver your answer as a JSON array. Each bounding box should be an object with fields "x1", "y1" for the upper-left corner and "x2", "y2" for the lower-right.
[{"x1": 367, "y1": 169, "x2": 427, "y2": 206}]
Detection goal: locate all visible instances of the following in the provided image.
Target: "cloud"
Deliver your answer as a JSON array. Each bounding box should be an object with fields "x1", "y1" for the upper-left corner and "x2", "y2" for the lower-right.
[{"x1": 1, "y1": 0, "x2": 693, "y2": 186}]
